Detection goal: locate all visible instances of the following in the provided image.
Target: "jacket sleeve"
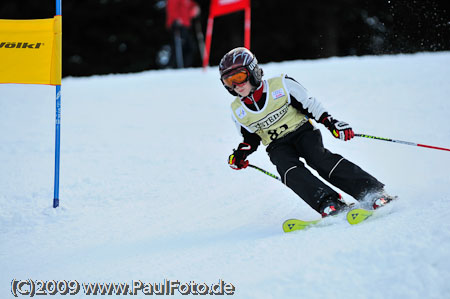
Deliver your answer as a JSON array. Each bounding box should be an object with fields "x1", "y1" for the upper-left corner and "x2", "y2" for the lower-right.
[
  {"x1": 240, "y1": 127, "x2": 261, "y2": 154},
  {"x1": 285, "y1": 75, "x2": 330, "y2": 122}
]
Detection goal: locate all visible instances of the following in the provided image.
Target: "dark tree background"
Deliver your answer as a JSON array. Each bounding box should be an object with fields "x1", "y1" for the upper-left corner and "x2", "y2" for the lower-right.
[{"x1": 1, "y1": 0, "x2": 449, "y2": 77}]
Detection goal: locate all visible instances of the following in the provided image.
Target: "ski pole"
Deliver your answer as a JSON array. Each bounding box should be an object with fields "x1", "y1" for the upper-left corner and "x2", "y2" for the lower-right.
[
  {"x1": 355, "y1": 133, "x2": 450, "y2": 152},
  {"x1": 248, "y1": 164, "x2": 282, "y2": 181}
]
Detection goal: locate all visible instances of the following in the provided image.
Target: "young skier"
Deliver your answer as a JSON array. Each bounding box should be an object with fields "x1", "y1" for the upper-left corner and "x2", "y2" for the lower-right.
[{"x1": 220, "y1": 47, "x2": 394, "y2": 217}]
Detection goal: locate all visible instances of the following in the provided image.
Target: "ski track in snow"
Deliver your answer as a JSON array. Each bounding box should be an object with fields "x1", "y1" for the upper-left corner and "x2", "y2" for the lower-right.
[{"x1": 1, "y1": 52, "x2": 450, "y2": 298}]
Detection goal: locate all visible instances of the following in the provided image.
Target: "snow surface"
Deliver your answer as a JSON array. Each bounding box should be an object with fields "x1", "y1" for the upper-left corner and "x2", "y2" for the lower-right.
[{"x1": 1, "y1": 52, "x2": 450, "y2": 298}]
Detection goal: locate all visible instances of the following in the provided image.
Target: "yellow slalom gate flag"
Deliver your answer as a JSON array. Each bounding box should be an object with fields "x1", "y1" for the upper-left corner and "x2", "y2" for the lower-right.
[{"x1": 0, "y1": 16, "x2": 61, "y2": 85}]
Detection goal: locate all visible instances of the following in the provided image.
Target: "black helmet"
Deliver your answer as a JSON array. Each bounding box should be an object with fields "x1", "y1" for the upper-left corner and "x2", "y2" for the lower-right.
[{"x1": 219, "y1": 47, "x2": 264, "y2": 96}]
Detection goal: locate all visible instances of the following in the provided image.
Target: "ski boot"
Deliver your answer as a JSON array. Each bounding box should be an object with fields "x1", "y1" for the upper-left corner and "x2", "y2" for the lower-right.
[
  {"x1": 319, "y1": 194, "x2": 349, "y2": 218},
  {"x1": 372, "y1": 194, "x2": 397, "y2": 210}
]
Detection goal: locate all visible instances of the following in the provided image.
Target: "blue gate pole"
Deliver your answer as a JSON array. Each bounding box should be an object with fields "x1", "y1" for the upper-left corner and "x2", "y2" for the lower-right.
[
  {"x1": 53, "y1": 0, "x2": 62, "y2": 208},
  {"x1": 53, "y1": 86, "x2": 61, "y2": 208}
]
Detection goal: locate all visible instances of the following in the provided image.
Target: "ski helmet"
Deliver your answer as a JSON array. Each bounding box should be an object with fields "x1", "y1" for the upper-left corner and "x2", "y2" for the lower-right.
[{"x1": 219, "y1": 47, "x2": 264, "y2": 96}]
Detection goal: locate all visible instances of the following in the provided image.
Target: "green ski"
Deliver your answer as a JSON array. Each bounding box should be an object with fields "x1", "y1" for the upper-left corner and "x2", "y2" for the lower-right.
[
  {"x1": 285, "y1": 196, "x2": 397, "y2": 230},
  {"x1": 346, "y1": 208, "x2": 374, "y2": 225},
  {"x1": 282, "y1": 218, "x2": 321, "y2": 232},
  {"x1": 347, "y1": 196, "x2": 398, "y2": 225}
]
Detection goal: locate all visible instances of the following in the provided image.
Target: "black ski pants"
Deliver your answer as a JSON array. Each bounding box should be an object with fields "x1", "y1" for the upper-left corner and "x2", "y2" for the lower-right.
[{"x1": 266, "y1": 122, "x2": 384, "y2": 212}]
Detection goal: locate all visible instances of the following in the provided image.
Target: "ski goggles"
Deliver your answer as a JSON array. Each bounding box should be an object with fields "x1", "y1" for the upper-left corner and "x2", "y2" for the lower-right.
[{"x1": 222, "y1": 68, "x2": 249, "y2": 88}]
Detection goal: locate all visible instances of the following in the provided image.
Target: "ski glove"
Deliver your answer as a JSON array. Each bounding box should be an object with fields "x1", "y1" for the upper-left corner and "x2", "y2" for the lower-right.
[
  {"x1": 228, "y1": 143, "x2": 252, "y2": 170},
  {"x1": 321, "y1": 115, "x2": 355, "y2": 141}
]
